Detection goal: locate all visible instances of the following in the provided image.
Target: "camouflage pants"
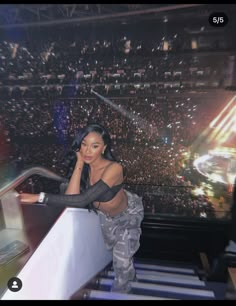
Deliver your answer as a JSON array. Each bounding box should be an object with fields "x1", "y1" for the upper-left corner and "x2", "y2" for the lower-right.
[{"x1": 98, "y1": 190, "x2": 144, "y2": 292}]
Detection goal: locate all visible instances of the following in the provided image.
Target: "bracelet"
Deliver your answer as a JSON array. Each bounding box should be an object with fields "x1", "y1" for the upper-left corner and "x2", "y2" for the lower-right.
[{"x1": 38, "y1": 192, "x2": 46, "y2": 203}]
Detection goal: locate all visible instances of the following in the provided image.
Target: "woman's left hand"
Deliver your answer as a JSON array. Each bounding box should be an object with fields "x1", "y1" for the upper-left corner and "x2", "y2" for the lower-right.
[{"x1": 19, "y1": 193, "x2": 39, "y2": 205}]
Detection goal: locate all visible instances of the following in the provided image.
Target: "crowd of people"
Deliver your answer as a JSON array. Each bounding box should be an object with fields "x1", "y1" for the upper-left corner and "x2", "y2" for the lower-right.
[
  {"x1": 0, "y1": 24, "x2": 230, "y2": 93},
  {"x1": 0, "y1": 93, "x2": 227, "y2": 146},
  {"x1": 128, "y1": 184, "x2": 215, "y2": 218}
]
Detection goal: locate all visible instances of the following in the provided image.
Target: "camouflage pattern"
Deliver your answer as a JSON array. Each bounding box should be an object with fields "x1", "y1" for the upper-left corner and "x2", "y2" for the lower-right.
[{"x1": 98, "y1": 190, "x2": 144, "y2": 293}]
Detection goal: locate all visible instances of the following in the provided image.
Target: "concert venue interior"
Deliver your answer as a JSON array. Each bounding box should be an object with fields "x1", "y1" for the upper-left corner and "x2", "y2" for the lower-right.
[{"x1": 0, "y1": 4, "x2": 235, "y2": 300}]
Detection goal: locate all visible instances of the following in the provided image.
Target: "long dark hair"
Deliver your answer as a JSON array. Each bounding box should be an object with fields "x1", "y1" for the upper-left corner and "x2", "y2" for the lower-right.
[{"x1": 63, "y1": 123, "x2": 117, "y2": 210}]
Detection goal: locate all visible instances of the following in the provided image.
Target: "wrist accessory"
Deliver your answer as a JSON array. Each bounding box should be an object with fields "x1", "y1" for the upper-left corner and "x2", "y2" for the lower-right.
[{"x1": 38, "y1": 192, "x2": 46, "y2": 203}]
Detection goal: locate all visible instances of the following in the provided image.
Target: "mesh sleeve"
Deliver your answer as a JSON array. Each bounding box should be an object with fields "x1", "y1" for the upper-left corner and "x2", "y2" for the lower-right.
[{"x1": 43, "y1": 179, "x2": 110, "y2": 208}]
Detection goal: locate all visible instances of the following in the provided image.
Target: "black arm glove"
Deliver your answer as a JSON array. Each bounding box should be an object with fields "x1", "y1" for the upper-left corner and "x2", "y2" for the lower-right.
[{"x1": 43, "y1": 179, "x2": 110, "y2": 208}]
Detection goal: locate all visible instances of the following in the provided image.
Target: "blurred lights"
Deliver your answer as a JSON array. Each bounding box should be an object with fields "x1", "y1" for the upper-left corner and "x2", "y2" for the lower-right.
[
  {"x1": 163, "y1": 16, "x2": 168, "y2": 23},
  {"x1": 194, "y1": 187, "x2": 205, "y2": 196},
  {"x1": 208, "y1": 95, "x2": 236, "y2": 144}
]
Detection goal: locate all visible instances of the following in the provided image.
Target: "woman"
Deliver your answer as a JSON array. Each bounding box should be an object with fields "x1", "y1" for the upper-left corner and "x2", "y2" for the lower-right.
[{"x1": 20, "y1": 123, "x2": 144, "y2": 293}]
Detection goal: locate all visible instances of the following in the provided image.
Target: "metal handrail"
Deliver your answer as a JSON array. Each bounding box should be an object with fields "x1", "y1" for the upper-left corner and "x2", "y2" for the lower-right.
[{"x1": 0, "y1": 167, "x2": 67, "y2": 198}]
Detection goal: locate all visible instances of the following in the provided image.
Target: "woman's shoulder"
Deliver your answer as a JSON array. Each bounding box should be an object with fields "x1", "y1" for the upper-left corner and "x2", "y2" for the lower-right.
[
  {"x1": 101, "y1": 161, "x2": 124, "y2": 186},
  {"x1": 103, "y1": 161, "x2": 123, "y2": 175},
  {"x1": 106, "y1": 161, "x2": 123, "y2": 170}
]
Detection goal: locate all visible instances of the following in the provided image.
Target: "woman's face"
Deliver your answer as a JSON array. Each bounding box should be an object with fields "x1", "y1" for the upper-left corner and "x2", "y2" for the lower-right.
[{"x1": 80, "y1": 132, "x2": 106, "y2": 164}]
